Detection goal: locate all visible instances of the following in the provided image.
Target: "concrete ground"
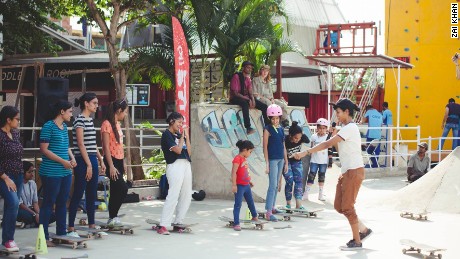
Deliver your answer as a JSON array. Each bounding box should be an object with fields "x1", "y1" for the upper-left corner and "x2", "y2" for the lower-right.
[{"x1": 10, "y1": 170, "x2": 460, "y2": 259}]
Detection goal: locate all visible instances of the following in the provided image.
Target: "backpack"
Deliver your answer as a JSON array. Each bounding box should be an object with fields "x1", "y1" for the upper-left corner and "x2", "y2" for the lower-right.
[{"x1": 159, "y1": 174, "x2": 169, "y2": 200}]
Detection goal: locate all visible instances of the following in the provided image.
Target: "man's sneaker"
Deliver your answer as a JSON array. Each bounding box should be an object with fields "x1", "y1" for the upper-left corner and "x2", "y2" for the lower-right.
[
  {"x1": 4, "y1": 240, "x2": 19, "y2": 252},
  {"x1": 246, "y1": 127, "x2": 255, "y2": 135},
  {"x1": 359, "y1": 228, "x2": 373, "y2": 242},
  {"x1": 250, "y1": 217, "x2": 259, "y2": 222},
  {"x1": 233, "y1": 225, "x2": 241, "y2": 231},
  {"x1": 285, "y1": 204, "x2": 291, "y2": 209},
  {"x1": 66, "y1": 231, "x2": 80, "y2": 238},
  {"x1": 341, "y1": 239, "x2": 362, "y2": 250},
  {"x1": 107, "y1": 218, "x2": 115, "y2": 227},
  {"x1": 113, "y1": 217, "x2": 123, "y2": 226},
  {"x1": 318, "y1": 192, "x2": 326, "y2": 201},
  {"x1": 157, "y1": 226, "x2": 170, "y2": 235},
  {"x1": 298, "y1": 206, "x2": 306, "y2": 210}
]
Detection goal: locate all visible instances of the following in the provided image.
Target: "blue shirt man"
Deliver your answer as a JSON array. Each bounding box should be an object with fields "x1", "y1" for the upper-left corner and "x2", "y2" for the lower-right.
[
  {"x1": 382, "y1": 102, "x2": 393, "y2": 126},
  {"x1": 363, "y1": 105, "x2": 383, "y2": 139}
]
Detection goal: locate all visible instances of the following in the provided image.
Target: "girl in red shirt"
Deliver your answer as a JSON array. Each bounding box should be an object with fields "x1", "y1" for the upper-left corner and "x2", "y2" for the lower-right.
[{"x1": 232, "y1": 140, "x2": 258, "y2": 231}]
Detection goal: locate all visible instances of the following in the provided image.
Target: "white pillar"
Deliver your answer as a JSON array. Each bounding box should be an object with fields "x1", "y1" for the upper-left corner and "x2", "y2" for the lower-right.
[{"x1": 396, "y1": 65, "x2": 401, "y2": 166}]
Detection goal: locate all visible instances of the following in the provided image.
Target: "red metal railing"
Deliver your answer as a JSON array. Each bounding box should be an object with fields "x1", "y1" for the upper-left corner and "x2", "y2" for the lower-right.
[{"x1": 313, "y1": 22, "x2": 377, "y2": 56}]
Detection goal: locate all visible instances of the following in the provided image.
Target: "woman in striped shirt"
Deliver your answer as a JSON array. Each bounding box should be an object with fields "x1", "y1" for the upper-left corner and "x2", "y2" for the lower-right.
[
  {"x1": 68, "y1": 93, "x2": 106, "y2": 235},
  {"x1": 39, "y1": 100, "x2": 76, "y2": 246}
]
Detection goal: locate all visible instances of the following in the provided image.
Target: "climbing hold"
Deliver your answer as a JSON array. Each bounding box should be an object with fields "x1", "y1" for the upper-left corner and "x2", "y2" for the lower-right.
[
  {"x1": 415, "y1": 37, "x2": 419, "y2": 42},
  {"x1": 415, "y1": 57, "x2": 419, "y2": 61},
  {"x1": 415, "y1": 19, "x2": 419, "y2": 23},
  {"x1": 404, "y1": 28, "x2": 409, "y2": 32},
  {"x1": 405, "y1": 86, "x2": 409, "y2": 89},
  {"x1": 415, "y1": 115, "x2": 419, "y2": 118},
  {"x1": 404, "y1": 47, "x2": 410, "y2": 51},
  {"x1": 405, "y1": 10, "x2": 409, "y2": 14},
  {"x1": 416, "y1": 96, "x2": 420, "y2": 99},
  {"x1": 415, "y1": 76, "x2": 420, "y2": 80},
  {"x1": 405, "y1": 105, "x2": 409, "y2": 108}
]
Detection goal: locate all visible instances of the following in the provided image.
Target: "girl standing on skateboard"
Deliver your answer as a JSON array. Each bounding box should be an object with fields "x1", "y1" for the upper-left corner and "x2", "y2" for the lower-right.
[
  {"x1": 68, "y1": 93, "x2": 106, "y2": 235},
  {"x1": 303, "y1": 118, "x2": 329, "y2": 201},
  {"x1": 263, "y1": 104, "x2": 288, "y2": 221},
  {"x1": 231, "y1": 140, "x2": 258, "y2": 231},
  {"x1": 0, "y1": 106, "x2": 23, "y2": 252},
  {"x1": 283, "y1": 121, "x2": 309, "y2": 210},
  {"x1": 157, "y1": 112, "x2": 192, "y2": 235},
  {"x1": 293, "y1": 99, "x2": 372, "y2": 250},
  {"x1": 39, "y1": 101, "x2": 76, "y2": 247},
  {"x1": 101, "y1": 98, "x2": 129, "y2": 227}
]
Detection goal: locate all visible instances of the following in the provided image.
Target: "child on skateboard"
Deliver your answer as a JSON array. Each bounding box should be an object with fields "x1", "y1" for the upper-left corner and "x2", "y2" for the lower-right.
[
  {"x1": 157, "y1": 112, "x2": 192, "y2": 235},
  {"x1": 101, "y1": 99, "x2": 129, "y2": 227},
  {"x1": 303, "y1": 118, "x2": 329, "y2": 201},
  {"x1": 263, "y1": 104, "x2": 288, "y2": 221},
  {"x1": 68, "y1": 93, "x2": 106, "y2": 235},
  {"x1": 232, "y1": 140, "x2": 258, "y2": 231},
  {"x1": 39, "y1": 101, "x2": 77, "y2": 247},
  {"x1": 293, "y1": 99, "x2": 372, "y2": 250},
  {"x1": 284, "y1": 121, "x2": 309, "y2": 209}
]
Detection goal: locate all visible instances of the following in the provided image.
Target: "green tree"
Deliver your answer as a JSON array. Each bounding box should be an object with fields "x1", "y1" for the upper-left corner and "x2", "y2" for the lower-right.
[{"x1": 0, "y1": 0, "x2": 68, "y2": 57}]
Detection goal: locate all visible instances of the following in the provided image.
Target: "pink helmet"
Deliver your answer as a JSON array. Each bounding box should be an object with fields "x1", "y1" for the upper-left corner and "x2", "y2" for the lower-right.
[
  {"x1": 267, "y1": 104, "x2": 282, "y2": 117},
  {"x1": 316, "y1": 118, "x2": 329, "y2": 127}
]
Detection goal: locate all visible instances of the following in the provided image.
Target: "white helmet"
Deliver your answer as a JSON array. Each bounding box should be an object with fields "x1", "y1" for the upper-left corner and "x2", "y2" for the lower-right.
[{"x1": 316, "y1": 118, "x2": 329, "y2": 127}]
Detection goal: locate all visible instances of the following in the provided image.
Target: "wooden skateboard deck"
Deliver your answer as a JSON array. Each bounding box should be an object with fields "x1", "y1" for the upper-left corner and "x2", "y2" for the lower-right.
[
  {"x1": 0, "y1": 248, "x2": 36, "y2": 259},
  {"x1": 339, "y1": 245, "x2": 363, "y2": 251},
  {"x1": 49, "y1": 233, "x2": 89, "y2": 249},
  {"x1": 400, "y1": 239, "x2": 446, "y2": 259},
  {"x1": 145, "y1": 219, "x2": 198, "y2": 233},
  {"x1": 278, "y1": 207, "x2": 324, "y2": 217},
  {"x1": 95, "y1": 220, "x2": 137, "y2": 235},
  {"x1": 257, "y1": 211, "x2": 291, "y2": 221},
  {"x1": 61, "y1": 254, "x2": 89, "y2": 259},
  {"x1": 74, "y1": 226, "x2": 107, "y2": 238},
  {"x1": 218, "y1": 216, "x2": 267, "y2": 230},
  {"x1": 400, "y1": 210, "x2": 429, "y2": 220}
]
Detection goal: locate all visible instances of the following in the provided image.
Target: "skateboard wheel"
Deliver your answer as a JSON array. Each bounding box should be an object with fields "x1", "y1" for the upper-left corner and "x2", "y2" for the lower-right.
[
  {"x1": 19, "y1": 256, "x2": 25, "y2": 259},
  {"x1": 438, "y1": 254, "x2": 442, "y2": 259},
  {"x1": 98, "y1": 233, "x2": 102, "y2": 238},
  {"x1": 185, "y1": 228, "x2": 192, "y2": 233},
  {"x1": 130, "y1": 229, "x2": 134, "y2": 234},
  {"x1": 72, "y1": 243, "x2": 77, "y2": 249},
  {"x1": 31, "y1": 256, "x2": 37, "y2": 259},
  {"x1": 177, "y1": 229, "x2": 184, "y2": 233},
  {"x1": 417, "y1": 249, "x2": 421, "y2": 253},
  {"x1": 83, "y1": 243, "x2": 88, "y2": 248},
  {"x1": 424, "y1": 216, "x2": 428, "y2": 220},
  {"x1": 400, "y1": 213, "x2": 404, "y2": 217},
  {"x1": 402, "y1": 248, "x2": 407, "y2": 254},
  {"x1": 120, "y1": 230, "x2": 125, "y2": 235}
]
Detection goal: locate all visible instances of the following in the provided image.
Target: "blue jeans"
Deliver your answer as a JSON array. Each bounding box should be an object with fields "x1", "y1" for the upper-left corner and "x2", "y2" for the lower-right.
[
  {"x1": 17, "y1": 207, "x2": 55, "y2": 226},
  {"x1": 68, "y1": 155, "x2": 99, "y2": 227},
  {"x1": 265, "y1": 159, "x2": 284, "y2": 212},
  {"x1": 39, "y1": 174, "x2": 72, "y2": 240},
  {"x1": 366, "y1": 137, "x2": 381, "y2": 168},
  {"x1": 308, "y1": 163, "x2": 327, "y2": 184},
  {"x1": 440, "y1": 123, "x2": 459, "y2": 150},
  {"x1": 0, "y1": 173, "x2": 23, "y2": 244},
  {"x1": 233, "y1": 184, "x2": 257, "y2": 225},
  {"x1": 284, "y1": 161, "x2": 303, "y2": 201}
]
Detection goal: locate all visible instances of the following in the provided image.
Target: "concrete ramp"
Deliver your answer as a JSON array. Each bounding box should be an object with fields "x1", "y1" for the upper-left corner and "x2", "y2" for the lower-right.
[
  {"x1": 374, "y1": 147, "x2": 460, "y2": 213},
  {"x1": 191, "y1": 103, "x2": 311, "y2": 201}
]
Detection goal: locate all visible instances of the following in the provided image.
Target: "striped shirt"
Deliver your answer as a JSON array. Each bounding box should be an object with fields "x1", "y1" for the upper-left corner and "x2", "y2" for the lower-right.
[
  {"x1": 39, "y1": 120, "x2": 71, "y2": 177},
  {"x1": 72, "y1": 114, "x2": 97, "y2": 156}
]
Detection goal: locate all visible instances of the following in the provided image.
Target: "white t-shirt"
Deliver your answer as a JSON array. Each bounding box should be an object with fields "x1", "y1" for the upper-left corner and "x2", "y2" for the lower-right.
[
  {"x1": 337, "y1": 123, "x2": 364, "y2": 174},
  {"x1": 310, "y1": 133, "x2": 328, "y2": 164}
]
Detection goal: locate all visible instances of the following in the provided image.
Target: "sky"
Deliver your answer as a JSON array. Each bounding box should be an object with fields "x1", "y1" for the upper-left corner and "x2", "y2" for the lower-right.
[{"x1": 336, "y1": 0, "x2": 385, "y2": 54}]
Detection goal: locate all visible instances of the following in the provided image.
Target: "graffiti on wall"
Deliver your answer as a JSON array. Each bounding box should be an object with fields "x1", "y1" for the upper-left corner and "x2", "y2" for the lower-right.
[{"x1": 200, "y1": 106, "x2": 311, "y2": 177}]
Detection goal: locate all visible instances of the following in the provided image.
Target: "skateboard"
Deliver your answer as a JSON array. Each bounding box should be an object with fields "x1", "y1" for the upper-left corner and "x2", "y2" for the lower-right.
[
  {"x1": 61, "y1": 254, "x2": 89, "y2": 259},
  {"x1": 257, "y1": 212, "x2": 291, "y2": 221},
  {"x1": 278, "y1": 207, "x2": 324, "y2": 217},
  {"x1": 218, "y1": 216, "x2": 267, "y2": 230},
  {"x1": 49, "y1": 233, "x2": 89, "y2": 249},
  {"x1": 74, "y1": 226, "x2": 107, "y2": 238},
  {"x1": 95, "y1": 220, "x2": 137, "y2": 235},
  {"x1": 400, "y1": 210, "x2": 429, "y2": 220},
  {"x1": 0, "y1": 248, "x2": 36, "y2": 259},
  {"x1": 400, "y1": 239, "x2": 446, "y2": 259},
  {"x1": 145, "y1": 219, "x2": 198, "y2": 233},
  {"x1": 78, "y1": 213, "x2": 125, "y2": 225}
]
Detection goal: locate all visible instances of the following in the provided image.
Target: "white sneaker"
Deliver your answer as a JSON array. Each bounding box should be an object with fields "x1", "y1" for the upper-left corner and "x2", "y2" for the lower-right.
[
  {"x1": 98, "y1": 231, "x2": 109, "y2": 236},
  {"x1": 66, "y1": 231, "x2": 80, "y2": 238},
  {"x1": 318, "y1": 191, "x2": 326, "y2": 201},
  {"x1": 302, "y1": 192, "x2": 309, "y2": 201},
  {"x1": 113, "y1": 217, "x2": 123, "y2": 226}
]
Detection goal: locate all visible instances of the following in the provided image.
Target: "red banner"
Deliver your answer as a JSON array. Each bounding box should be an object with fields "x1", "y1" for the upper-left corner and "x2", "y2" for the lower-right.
[{"x1": 172, "y1": 16, "x2": 190, "y2": 125}]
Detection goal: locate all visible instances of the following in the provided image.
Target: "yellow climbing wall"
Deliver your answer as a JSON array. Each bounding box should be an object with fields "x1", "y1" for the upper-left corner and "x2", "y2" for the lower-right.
[{"x1": 385, "y1": 0, "x2": 460, "y2": 149}]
